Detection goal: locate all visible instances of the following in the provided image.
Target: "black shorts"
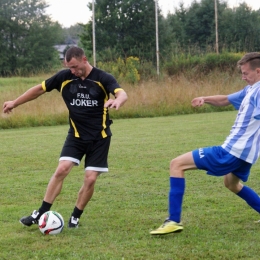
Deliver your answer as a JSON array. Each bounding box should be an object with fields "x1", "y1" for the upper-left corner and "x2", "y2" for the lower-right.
[{"x1": 59, "y1": 135, "x2": 111, "y2": 173}]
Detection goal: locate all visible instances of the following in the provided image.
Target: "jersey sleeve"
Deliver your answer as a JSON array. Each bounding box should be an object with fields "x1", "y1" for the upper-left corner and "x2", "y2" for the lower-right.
[
  {"x1": 100, "y1": 71, "x2": 123, "y2": 95},
  {"x1": 42, "y1": 69, "x2": 72, "y2": 92},
  {"x1": 227, "y1": 86, "x2": 250, "y2": 110}
]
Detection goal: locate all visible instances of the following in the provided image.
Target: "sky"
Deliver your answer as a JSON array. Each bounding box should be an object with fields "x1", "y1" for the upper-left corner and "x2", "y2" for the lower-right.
[{"x1": 45, "y1": 0, "x2": 260, "y2": 28}]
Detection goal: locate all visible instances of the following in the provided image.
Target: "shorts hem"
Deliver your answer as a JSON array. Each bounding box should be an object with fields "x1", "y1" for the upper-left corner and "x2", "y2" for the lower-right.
[
  {"x1": 85, "y1": 166, "x2": 108, "y2": 172},
  {"x1": 59, "y1": 156, "x2": 80, "y2": 165}
]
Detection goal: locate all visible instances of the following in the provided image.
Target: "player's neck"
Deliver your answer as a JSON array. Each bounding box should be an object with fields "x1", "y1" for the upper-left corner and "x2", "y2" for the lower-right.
[{"x1": 81, "y1": 64, "x2": 93, "y2": 79}]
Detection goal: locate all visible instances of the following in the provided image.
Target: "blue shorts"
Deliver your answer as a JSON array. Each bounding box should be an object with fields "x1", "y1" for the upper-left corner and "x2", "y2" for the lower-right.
[{"x1": 192, "y1": 146, "x2": 252, "y2": 182}]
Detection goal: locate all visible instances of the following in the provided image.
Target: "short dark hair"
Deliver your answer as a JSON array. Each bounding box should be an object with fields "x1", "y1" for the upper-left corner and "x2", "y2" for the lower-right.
[
  {"x1": 237, "y1": 52, "x2": 260, "y2": 70},
  {"x1": 65, "y1": 46, "x2": 85, "y2": 62}
]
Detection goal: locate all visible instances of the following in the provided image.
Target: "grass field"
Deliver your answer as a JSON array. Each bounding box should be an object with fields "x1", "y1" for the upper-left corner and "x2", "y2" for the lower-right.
[{"x1": 1, "y1": 112, "x2": 260, "y2": 260}]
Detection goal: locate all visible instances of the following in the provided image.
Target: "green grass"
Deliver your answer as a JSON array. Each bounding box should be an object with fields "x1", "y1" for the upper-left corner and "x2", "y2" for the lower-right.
[{"x1": 1, "y1": 112, "x2": 260, "y2": 259}]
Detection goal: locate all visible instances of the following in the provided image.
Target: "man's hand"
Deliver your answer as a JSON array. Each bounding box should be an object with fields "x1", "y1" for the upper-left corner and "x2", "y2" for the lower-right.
[
  {"x1": 191, "y1": 97, "x2": 205, "y2": 107},
  {"x1": 3, "y1": 101, "x2": 15, "y2": 114},
  {"x1": 104, "y1": 99, "x2": 121, "y2": 110},
  {"x1": 104, "y1": 90, "x2": 128, "y2": 110}
]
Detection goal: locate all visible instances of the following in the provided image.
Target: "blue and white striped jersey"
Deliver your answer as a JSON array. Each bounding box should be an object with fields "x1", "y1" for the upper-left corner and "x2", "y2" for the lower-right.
[{"x1": 222, "y1": 81, "x2": 260, "y2": 164}]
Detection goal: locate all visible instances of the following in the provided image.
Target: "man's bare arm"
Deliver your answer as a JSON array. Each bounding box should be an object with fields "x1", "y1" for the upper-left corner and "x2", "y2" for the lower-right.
[{"x1": 3, "y1": 84, "x2": 45, "y2": 114}]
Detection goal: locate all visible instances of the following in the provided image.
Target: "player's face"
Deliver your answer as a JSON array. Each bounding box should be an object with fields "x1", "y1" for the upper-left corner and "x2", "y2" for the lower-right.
[
  {"x1": 240, "y1": 63, "x2": 260, "y2": 86},
  {"x1": 65, "y1": 57, "x2": 87, "y2": 78}
]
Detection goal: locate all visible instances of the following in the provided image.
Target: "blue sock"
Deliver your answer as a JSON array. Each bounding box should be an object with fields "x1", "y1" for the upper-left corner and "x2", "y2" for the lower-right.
[
  {"x1": 168, "y1": 177, "x2": 185, "y2": 223},
  {"x1": 236, "y1": 186, "x2": 260, "y2": 213}
]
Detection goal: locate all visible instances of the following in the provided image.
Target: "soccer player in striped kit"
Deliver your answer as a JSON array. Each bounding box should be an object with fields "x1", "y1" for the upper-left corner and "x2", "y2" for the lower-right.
[{"x1": 151, "y1": 52, "x2": 260, "y2": 235}]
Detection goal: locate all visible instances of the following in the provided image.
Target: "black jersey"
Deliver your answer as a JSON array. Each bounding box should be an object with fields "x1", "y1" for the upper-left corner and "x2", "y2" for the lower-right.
[{"x1": 42, "y1": 67, "x2": 123, "y2": 140}]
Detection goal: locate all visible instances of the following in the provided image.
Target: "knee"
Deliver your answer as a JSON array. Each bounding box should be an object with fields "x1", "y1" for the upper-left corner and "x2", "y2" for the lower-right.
[
  {"x1": 170, "y1": 158, "x2": 181, "y2": 176},
  {"x1": 170, "y1": 159, "x2": 176, "y2": 171},
  {"x1": 224, "y1": 178, "x2": 241, "y2": 193},
  {"x1": 54, "y1": 164, "x2": 71, "y2": 179},
  {"x1": 84, "y1": 174, "x2": 98, "y2": 187},
  {"x1": 224, "y1": 179, "x2": 232, "y2": 190}
]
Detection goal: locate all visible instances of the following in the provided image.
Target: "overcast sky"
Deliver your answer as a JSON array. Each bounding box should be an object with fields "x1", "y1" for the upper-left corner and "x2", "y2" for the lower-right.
[{"x1": 45, "y1": 0, "x2": 260, "y2": 28}]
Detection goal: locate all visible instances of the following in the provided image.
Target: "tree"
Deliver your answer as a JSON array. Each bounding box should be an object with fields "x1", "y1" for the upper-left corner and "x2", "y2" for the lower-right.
[
  {"x1": 81, "y1": 0, "x2": 164, "y2": 62},
  {"x1": 183, "y1": 0, "x2": 227, "y2": 50},
  {"x1": 161, "y1": 0, "x2": 260, "y2": 54},
  {"x1": 160, "y1": 3, "x2": 188, "y2": 57},
  {"x1": 0, "y1": 0, "x2": 63, "y2": 76},
  {"x1": 219, "y1": 3, "x2": 260, "y2": 52}
]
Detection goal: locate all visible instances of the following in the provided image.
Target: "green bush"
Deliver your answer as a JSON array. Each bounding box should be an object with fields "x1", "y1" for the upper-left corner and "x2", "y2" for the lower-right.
[
  {"x1": 163, "y1": 52, "x2": 244, "y2": 77},
  {"x1": 97, "y1": 56, "x2": 141, "y2": 85}
]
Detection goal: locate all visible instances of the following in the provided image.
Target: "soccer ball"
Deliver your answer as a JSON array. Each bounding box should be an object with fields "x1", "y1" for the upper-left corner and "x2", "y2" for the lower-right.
[{"x1": 38, "y1": 211, "x2": 64, "y2": 235}]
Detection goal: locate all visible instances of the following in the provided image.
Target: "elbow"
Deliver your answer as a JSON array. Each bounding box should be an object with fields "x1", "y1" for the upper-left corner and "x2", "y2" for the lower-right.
[{"x1": 124, "y1": 92, "x2": 128, "y2": 102}]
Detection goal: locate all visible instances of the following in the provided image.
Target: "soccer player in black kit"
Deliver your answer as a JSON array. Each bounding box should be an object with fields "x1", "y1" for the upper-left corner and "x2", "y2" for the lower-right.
[{"x1": 3, "y1": 46, "x2": 128, "y2": 228}]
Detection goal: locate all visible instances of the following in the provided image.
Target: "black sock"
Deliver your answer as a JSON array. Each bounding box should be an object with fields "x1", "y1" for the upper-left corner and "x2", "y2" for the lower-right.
[
  {"x1": 38, "y1": 201, "x2": 52, "y2": 218},
  {"x1": 71, "y1": 206, "x2": 83, "y2": 219}
]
